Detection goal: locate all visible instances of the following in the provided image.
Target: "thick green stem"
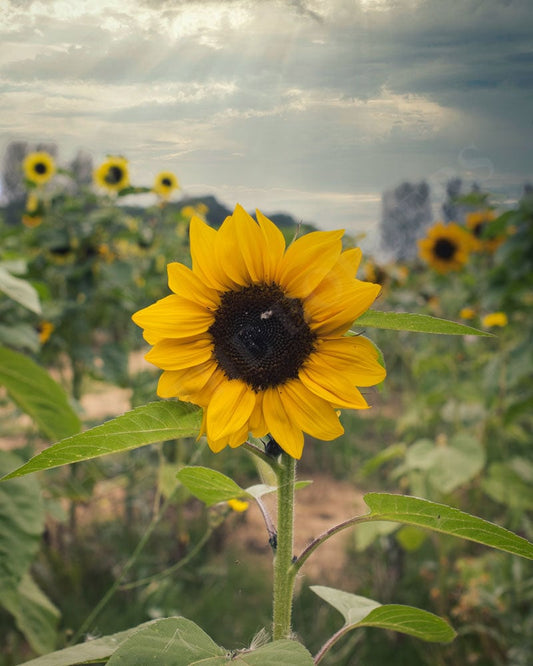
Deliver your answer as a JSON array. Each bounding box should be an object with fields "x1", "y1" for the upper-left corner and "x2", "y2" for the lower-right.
[{"x1": 272, "y1": 453, "x2": 296, "y2": 640}]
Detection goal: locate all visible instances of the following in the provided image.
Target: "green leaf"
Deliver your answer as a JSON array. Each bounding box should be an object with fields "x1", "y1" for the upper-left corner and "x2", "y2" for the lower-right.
[
  {"x1": 354, "y1": 310, "x2": 492, "y2": 336},
  {"x1": 177, "y1": 466, "x2": 247, "y2": 506},
  {"x1": 2, "y1": 572, "x2": 60, "y2": 655},
  {"x1": 482, "y1": 462, "x2": 533, "y2": 511},
  {"x1": 363, "y1": 493, "x2": 533, "y2": 559},
  {"x1": 0, "y1": 451, "x2": 45, "y2": 594},
  {"x1": 311, "y1": 586, "x2": 455, "y2": 643},
  {"x1": 19, "y1": 621, "x2": 158, "y2": 665},
  {"x1": 107, "y1": 617, "x2": 224, "y2": 665},
  {"x1": 177, "y1": 467, "x2": 311, "y2": 507},
  {"x1": 1, "y1": 401, "x2": 202, "y2": 481},
  {"x1": 107, "y1": 617, "x2": 314, "y2": 666},
  {"x1": 0, "y1": 323, "x2": 40, "y2": 352},
  {"x1": 0, "y1": 265, "x2": 41, "y2": 314},
  {"x1": 0, "y1": 346, "x2": 81, "y2": 442},
  {"x1": 400, "y1": 434, "x2": 485, "y2": 495}
]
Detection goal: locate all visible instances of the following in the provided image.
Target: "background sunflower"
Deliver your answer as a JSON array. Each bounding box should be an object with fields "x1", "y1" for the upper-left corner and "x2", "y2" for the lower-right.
[
  {"x1": 23, "y1": 151, "x2": 56, "y2": 186},
  {"x1": 93, "y1": 156, "x2": 130, "y2": 192},
  {"x1": 418, "y1": 222, "x2": 471, "y2": 273},
  {"x1": 153, "y1": 171, "x2": 179, "y2": 199}
]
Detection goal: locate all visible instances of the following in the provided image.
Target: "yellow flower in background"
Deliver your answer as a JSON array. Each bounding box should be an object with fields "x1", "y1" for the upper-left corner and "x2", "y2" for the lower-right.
[
  {"x1": 459, "y1": 307, "x2": 476, "y2": 320},
  {"x1": 153, "y1": 171, "x2": 179, "y2": 199},
  {"x1": 465, "y1": 209, "x2": 502, "y2": 252},
  {"x1": 418, "y1": 222, "x2": 471, "y2": 273},
  {"x1": 94, "y1": 156, "x2": 129, "y2": 192},
  {"x1": 227, "y1": 498, "x2": 249, "y2": 513},
  {"x1": 133, "y1": 204, "x2": 385, "y2": 459},
  {"x1": 23, "y1": 151, "x2": 56, "y2": 186},
  {"x1": 38, "y1": 321, "x2": 54, "y2": 344},
  {"x1": 481, "y1": 312, "x2": 508, "y2": 328}
]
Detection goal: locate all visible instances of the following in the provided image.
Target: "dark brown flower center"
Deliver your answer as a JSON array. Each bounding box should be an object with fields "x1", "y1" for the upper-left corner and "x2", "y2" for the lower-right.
[
  {"x1": 434, "y1": 238, "x2": 456, "y2": 260},
  {"x1": 209, "y1": 283, "x2": 316, "y2": 392},
  {"x1": 34, "y1": 162, "x2": 47, "y2": 174},
  {"x1": 161, "y1": 177, "x2": 172, "y2": 187},
  {"x1": 105, "y1": 165, "x2": 123, "y2": 185},
  {"x1": 472, "y1": 222, "x2": 484, "y2": 238}
]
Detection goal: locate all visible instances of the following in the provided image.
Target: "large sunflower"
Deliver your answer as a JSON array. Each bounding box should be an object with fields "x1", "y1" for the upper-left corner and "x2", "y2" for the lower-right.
[
  {"x1": 23, "y1": 151, "x2": 56, "y2": 186},
  {"x1": 94, "y1": 156, "x2": 129, "y2": 192},
  {"x1": 418, "y1": 222, "x2": 470, "y2": 273},
  {"x1": 153, "y1": 171, "x2": 179, "y2": 199},
  {"x1": 133, "y1": 204, "x2": 385, "y2": 459}
]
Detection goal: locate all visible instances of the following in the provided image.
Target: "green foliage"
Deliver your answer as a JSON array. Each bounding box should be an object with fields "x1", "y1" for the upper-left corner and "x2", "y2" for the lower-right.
[
  {"x1": 1, "y1": 401, "x2": 202, "y2": 480},
  {"x1": 0, "y1": 346, "x2": 81, "y2": 442},
  {"x1": 311, "y1": 585, "x2": 456, "y2": 643},
  {"x1": 355, "y1": 310, "x2": 492, "y2": 336}
]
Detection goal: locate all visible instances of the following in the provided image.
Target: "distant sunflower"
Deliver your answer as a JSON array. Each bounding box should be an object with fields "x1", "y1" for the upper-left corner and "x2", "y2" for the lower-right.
[
  {"x1": 94, "y1": 157, "x2": 129, "y2": 192},
  {"x1": 133, "y1": 204, "x2": 385, "y2": 459},
  {"x1": 418, "y1": 222, "x2": 470, "y2": 273},
  {"x1": 481, "y1": 312, "x2": 508, "y2": 328},
  {"x1": 153, "y1": 171, "x2": 179, "y2": 199},
  {"x1": 465, "y1": 209, "x2": 502, "y2": 252},
  {"x1": 23, "y1": 151, "x2": 56, "y2": 186}
]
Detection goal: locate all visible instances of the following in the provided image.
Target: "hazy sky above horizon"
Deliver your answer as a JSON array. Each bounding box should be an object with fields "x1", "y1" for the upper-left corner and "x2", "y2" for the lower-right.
[{"x1": 1, "y1": 0, "x2": 532, "y2": 241}]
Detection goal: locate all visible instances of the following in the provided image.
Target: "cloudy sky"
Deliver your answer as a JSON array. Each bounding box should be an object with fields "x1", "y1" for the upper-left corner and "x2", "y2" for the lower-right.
[{"x1": 1, "y1": 0, "x2": 532, "y2": 241}]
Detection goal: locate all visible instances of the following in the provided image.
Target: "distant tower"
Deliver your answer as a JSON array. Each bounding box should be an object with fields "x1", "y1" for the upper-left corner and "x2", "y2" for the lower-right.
[{"x1": 379, "y1": 181, "x2": 433, "y2": 261}]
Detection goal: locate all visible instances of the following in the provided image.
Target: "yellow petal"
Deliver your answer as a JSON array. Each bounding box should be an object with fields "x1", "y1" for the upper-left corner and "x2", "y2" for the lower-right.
[
  {"x1": 256, "y1": 209, "x2": 286, "y2": 282},
  {"x1": 233, "y1": 204, "x2": 266, "y2": 283},
  {"x1": 167, "y1": 262, "x2": 220, "y2": 308},
  {"x1": 214, "y1": 213, "x2": 252, "y2": 288},
  {"x1": 132, "y1": 295, "x2": 213, "y2": 338},
  {"x1": 145, "y1": 336, "x2": 213, "y2": 370},
  {"x1": 308, "y1": 281, "x2": 382, "y2": 336},
  {"x1": 278, "y1": 229, "x2": 344, "y2": 299},
  {"x1": 206, "y1": 380, "x2": 257, "y2": 440},
  {"x1": 249, "y1": 393, "x2": 269, "y2": 438},
  {"x1": 262, "y1": 388, "x2": 304, "y2": 459},
  {"x1": 314, "y1": 336, "x2": 386, "y2": 386},
  {"x1": 189, "y1": 216, "x2": 229, "y2": 290},
  {"x1": 299, "y1": 359, "x2": 369, "y2": 409},
  {"x1": 280, "y1": 380, "x2": 344, "y2": 441},
  {"x1": 157, "y1": 360, "x2": 218, "y2": 401}
]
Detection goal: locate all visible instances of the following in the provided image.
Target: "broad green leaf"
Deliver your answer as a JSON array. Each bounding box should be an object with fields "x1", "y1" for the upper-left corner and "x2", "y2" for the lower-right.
[
  {"x1": 177, "y1": 466, "x2": 248, "y2": 506},
  {"x1": 107, "y1": 617, "x2": 313, "y2": 666},
  {"x1": 0, "y1": 451, "x2": 45, "y2": 593},
  {"x1": 2, "y1": 572, "x2": 60, "y2": 655},
  {"x1": 20, "y1": 621, "x2": 158, "y2": 665},
  {"x1": 0, "y1": 323, "x2": 40, "y2": 352},
  {"x1": 354, "y1": 310, "x2": 491, "y2": 336},
  {"x1": 482, "y1": 462, "x2": 533, "y2": 511},
  {"x1": 0, "y1": 265, "x2": 41, "y2": 314},
  {"x1": 1, "y1": 401, "x2": 202, "y2": 481},
  {"x1": 0, "y1": 346, "x2": 81, "y2": 442},
  {"x1": 399, "y1": 435, "x2": 485, "y2": 495},
  {"x1": 106, "y1": 617, "x2": 224, "y2": 665},
  {"x1": 311, "y1": 586, "x2": 455, "y2": 643},
  {"x1": 363, "y1": 493, "x2": 533, "y2": 559}
]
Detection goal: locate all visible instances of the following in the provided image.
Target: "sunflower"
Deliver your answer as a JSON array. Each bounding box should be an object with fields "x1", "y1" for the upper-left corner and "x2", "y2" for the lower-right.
[
  {"x1": 465, "y1": 209, "x2": 502, "y2": 252},
  {"x1": 153, "y1": 171, "x2": 179, "y2": 199},
  {"x1": 93, "y1": 156, "x2": 129, "y2": 192},
  {"x1": 481, "y1": 312, "x2": 508, "y2": 328},
  {"x1": 418, "y1": 222, "x2": 470, "y2": 273},
  {"x1": 23, "y1": 151, "x2": 56, "y2": 186},
  {"x1": 133, "y1": 204, "x2": 385, "y2": 459}
]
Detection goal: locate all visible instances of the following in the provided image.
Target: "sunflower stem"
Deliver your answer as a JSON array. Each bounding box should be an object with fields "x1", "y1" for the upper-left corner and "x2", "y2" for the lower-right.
[{"x1": 272, "y1": 453, "x2": 296, "y2": 640}]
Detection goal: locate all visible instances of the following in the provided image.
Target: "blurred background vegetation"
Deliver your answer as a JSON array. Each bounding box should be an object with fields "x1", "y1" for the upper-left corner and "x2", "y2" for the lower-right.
[{"x1": 1, "y1": 143, "x2": 532, "y2": 665}]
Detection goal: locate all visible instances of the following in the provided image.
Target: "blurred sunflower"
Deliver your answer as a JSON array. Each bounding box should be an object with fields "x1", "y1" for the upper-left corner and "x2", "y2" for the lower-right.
[
  {"x1": 38, "y1": 321, "x2": 54, "y2": 344},
  {"x1": 153, "y1": 171, "x2": 179, "y2": 199},
  {"x1": 465, "y1": 209, "x2": 502, "y2": 252},
  {"x1": 133, "y1": 204, "x2": 385, "y2": 459},
  {"x1": 418, "y1": 222, "x2": 470, "y2": 273},
  {"x1": 94, "y1": 156, "x2": 129, "y2": 192},
  {"x1": 23, "y1": 151, "x2": 56, "y2": 186}
]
